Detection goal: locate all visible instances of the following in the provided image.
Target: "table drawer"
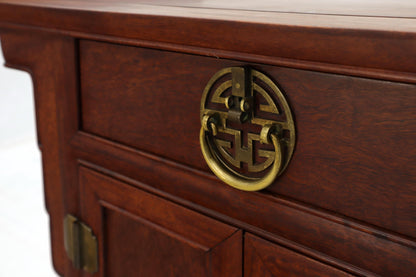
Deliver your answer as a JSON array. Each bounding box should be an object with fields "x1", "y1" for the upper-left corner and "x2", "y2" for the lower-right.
[{"x1": 79, "y1": 40, "x2": 416, "y2": 240}]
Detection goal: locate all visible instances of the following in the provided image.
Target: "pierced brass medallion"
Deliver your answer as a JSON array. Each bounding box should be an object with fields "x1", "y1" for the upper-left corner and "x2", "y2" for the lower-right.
[{"x1": 200, "y1": 67, "x2": 295, "y2": 191}]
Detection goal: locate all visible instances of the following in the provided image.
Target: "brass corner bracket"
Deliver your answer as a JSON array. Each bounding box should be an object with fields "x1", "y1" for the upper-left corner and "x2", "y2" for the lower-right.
[{"x1": 64, "y1": 214, "x2": 98, "y2": 273}]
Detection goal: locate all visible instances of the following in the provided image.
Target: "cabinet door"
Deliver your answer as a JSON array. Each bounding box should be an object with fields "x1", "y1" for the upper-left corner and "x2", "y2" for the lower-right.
[
  {"x1": 79, "y1": 166, "x2": 242, "y2": 277},
  {"x1": 244, "y1": 233, "x2": 352, "y2": 277}
]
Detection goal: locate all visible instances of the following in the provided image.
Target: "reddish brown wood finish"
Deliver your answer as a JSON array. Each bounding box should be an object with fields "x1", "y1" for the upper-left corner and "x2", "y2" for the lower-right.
[
  {"x1": 0, "y1": 30, "x2": 79, "y2": 276},
  {"x1": 244, "y1": 233, "x2": 352, "y2": 276},
  {"x1": 2, "y1": 0, "x2": 416, "y2": 18},
  {"x1": 1, "y1": 1, "x2": 416, "y2": 84},
  {"x1": 72, "y1": 135, "x2": 416, "y2": 276},
  {"x1": 80, "y1": 40, "x2": 416, "y2": 239},
  {"x1": 79, "y1": 166, "x2": 242, "y2": 277},
  {"x1": 1, "y1": 1, "x2": 416, "y2": 276}
]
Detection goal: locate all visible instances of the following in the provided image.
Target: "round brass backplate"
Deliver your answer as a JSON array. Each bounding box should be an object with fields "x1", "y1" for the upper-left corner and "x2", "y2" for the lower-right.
[{"x1": 200, "y1": 67, "x2": 295, "y2": 191}]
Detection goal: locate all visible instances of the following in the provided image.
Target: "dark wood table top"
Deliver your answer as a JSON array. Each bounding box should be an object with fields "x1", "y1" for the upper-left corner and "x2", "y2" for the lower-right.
[
  {"x1": 0, "y1": 0, "x2": 415, "y2": 31},
  {"x1": 1, "y1": 0, "x2": 415, "y2": 84}
]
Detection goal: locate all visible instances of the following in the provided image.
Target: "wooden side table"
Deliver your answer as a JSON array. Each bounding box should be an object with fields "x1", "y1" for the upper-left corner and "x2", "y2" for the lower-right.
[{"x1": 1, "y1": 1, "x2": 415, "y2": 276}]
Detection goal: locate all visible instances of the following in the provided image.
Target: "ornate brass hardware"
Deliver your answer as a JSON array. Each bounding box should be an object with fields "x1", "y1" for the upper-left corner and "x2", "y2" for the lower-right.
[
  {"x1": 64, "y1": 214, "x2": 98, "y2": 273},
  {"x1": 200, "y1": 67, "x2": 295, "y2": 191}
]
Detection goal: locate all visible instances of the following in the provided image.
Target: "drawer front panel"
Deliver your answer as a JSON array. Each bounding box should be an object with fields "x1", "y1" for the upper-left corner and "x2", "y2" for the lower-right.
[
  {"x1": 80, "y1": 40, "x2": 416, "y2": 238},
  {"x1": 80, "y1": 40, "x2": 231, "y2": 170}
]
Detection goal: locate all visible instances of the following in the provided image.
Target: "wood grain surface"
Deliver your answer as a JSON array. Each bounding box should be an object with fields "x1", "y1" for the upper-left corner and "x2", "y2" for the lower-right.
[
  {"x1": 73, "y1": 136, "x2": 416, "y2": 276},
  {"x1": 0, "y1": 0, "x2": 416, "y2": 84},
  {"x1": 0, "y1": 30, "x2": 78, "y2": 276},
  {"x1": 2, "y1": 0, "x2": 416, "y2": 18},
  {"x1": 79, "y1": 166, "x2": 242, "y2": 277},
  {"x1": 1, "y1": 1, "x2": 415, "y2": 275},
  {"x1": 80, "y1": 40, "x2": 416, "y2": 240},
  {"x1": 244, "y1": 233, "x2": 353, "y2": 276}
]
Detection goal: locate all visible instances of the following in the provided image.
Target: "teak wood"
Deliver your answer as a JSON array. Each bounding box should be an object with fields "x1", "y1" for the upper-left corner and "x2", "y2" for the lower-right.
[{"x1": 0, "y1": 1, "x2": 415, "y2": 276}]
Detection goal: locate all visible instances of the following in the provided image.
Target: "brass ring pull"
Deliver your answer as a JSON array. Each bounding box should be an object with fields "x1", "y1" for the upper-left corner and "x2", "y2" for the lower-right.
[
  {"x1": 200, "y1": 125, "x2": 283, "y2": 191},
  {"x1": 200, "y1": 67, "x2": 295, "y2": 191}
]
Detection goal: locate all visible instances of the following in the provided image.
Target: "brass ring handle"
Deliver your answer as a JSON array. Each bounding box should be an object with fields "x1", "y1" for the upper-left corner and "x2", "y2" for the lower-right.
[
  {"x1": 199, "y1": 67, "x2": 295, "y2": 191},
  {"x1": 200, "y1": 126, "x2": 283, "y2": 191}
]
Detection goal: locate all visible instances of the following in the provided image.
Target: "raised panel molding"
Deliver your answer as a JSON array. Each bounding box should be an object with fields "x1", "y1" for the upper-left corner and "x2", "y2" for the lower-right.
[{"x1": 79, "y1": 165, "x2": 243, "y2": 277}]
